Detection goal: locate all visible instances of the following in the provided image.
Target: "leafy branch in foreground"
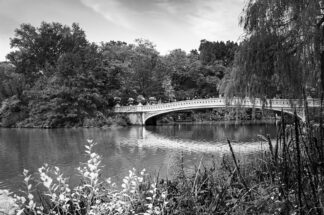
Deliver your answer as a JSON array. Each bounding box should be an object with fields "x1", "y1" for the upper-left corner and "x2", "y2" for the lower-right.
[{"x1": 13, "y1": 140, "x2": 168, "y2": 215}]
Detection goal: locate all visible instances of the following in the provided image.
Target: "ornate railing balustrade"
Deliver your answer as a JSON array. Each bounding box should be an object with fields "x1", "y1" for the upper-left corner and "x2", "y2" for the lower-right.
[
  {"x1": 115, "y1": 98, "x2": 320, "y2": 113},
  {"x1": 113, "y1": 98, "x2": 321, "y2": 124}
]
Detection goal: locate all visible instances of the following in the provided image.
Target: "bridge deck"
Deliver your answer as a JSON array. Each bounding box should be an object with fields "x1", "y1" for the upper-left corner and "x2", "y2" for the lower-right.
[{"x1": 114, "y1": 98, "x2": 321, "y2": 113}]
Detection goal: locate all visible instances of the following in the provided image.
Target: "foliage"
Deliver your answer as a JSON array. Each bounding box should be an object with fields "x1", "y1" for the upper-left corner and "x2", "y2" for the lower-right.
[
  {"x1": 199, "y1": 40, "x2": 238, "y2": 67},
  {"x1": 1, "y1": 21, "x2": 239, "y2": 127},
  {"x1": 226, "y1": 0, "x2": 324, "y2": 98},
  {"x1": 0, "y1": 95, "x2": 27, "y2": 127},
  {"x1": 14, "y1": 140, "x2": 168, "y2": 215},
  {"x1": 0, "y1": 62, "x2": 25, "y2": 102}
]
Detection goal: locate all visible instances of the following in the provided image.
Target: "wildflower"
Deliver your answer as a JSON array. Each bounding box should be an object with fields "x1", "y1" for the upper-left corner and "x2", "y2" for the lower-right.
[
  {"x1": 90, "y1": 153, "x2": 97, "y2": 158},
  {"x1": 28, "y1": 200, "x2": 35, "y2": 209},
  {"x1": 38, "y1": 167, "x2": 44, "y2": 173},
  {"x1": 129, "y1": 170, "x2": 134, "y2": 177},
  {"x1": 59, "y1": 194, "x2": 65, "y2": 201},
  {"x1": 24, "y1": 175, "x2": 31, "y2": 183},
  {"x1": 123, "y1": 178, "x2": 128, "y2": 184},
  {"x1": 161, "y1": 192, "x2": 167, "y2": 199},
  {"x1": 146, "y1": 203, "x2": 153, "y2": 209},
  {"x1": 89, "y1": 172, "x2": 98, "y2": 180},
  {"x1": 16, "y1": 195, "x2": 26, "y2": 204},
  {"x1": 154, "y1": 207, "x2": 161, "y2": 214},
  {"x1": 28, "y1": 193, "x2": 34, "y2": 200},
  {"x1": 23, "y1": 169, "x2": 29, "y2": 176},
  {"x1": 106, "y1": 177, "x2": 111, "y2": 184},
  {"x1": 54, "y1": 166, "x2": 59, "y2": 172},
  {"x1": 84, "y1": 172, "x2": 90, "y2": 178},
  {"x1": 17, "y1": 209, "x2": 25, "y2": 215},
  {"x1": 43, "y1": 177, "x2": 53, "y2": 188},
  {"x1": 51, "y1": 193, "x2": 57, "y2": 200},
  {"x1": 88, "y1": 164, "x2": 96, "y2": 171},
  {"x1": 141, "y1": 168, "x2": 146, "y2": 174}
]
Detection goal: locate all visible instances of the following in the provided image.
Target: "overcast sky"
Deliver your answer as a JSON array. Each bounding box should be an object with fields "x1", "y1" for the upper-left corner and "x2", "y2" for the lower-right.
[{"x1": 0, "y1": 0, "x2": 245, "y2": 61}]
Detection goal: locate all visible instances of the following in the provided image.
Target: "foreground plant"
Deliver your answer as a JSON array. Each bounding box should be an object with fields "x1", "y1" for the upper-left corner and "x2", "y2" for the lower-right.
[{"x1": 14, "y1": 139, "x2": 168, "y2": 215}]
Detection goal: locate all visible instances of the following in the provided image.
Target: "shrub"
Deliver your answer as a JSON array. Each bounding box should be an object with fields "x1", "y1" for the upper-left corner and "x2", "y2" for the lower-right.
[{"x1": 13, "y1": 140, "x2": 168, "y2": 215}]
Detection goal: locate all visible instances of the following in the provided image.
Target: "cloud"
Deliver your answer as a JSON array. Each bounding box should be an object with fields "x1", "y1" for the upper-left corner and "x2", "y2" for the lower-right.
[
  {"x1": 184, "y1": 0, "x2": 244, "y2": 41},
  {"x1": 80, "y1": 0, "x2": 244, "y2": 43},
  {"x1": 80, "y1": 0, "x2": 137, "y2": 30}
]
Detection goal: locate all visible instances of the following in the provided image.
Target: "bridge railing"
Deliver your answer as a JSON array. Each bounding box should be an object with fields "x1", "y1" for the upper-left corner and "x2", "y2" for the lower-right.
[{"x1": 114, "y1": 98, "x2": 321, "y2": 113}]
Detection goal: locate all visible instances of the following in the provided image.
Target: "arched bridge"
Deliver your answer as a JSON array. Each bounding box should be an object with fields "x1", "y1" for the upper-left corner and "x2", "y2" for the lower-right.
[{"x1": 114, "y1": 98, "x2": 321, "y2": 125}]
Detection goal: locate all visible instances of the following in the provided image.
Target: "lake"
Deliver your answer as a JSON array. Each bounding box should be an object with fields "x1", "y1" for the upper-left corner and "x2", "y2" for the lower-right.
[{"x1": 0, "y1": 123, "x2": 277, "y2": 193}]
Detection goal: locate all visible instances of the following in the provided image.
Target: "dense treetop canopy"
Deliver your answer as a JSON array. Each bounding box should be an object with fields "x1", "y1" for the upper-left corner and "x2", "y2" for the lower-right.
[{"x1": 0, "y1": 22, "x2": 238, "y2": 127}]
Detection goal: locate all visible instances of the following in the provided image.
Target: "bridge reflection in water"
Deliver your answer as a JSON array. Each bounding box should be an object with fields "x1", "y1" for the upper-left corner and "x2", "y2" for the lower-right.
[
  {"x1": 113, "y1": 124, "x2": 277, "y2": 178},
  {"x1": 116, "y1": 125, "x2": 275, "y2": 155}
]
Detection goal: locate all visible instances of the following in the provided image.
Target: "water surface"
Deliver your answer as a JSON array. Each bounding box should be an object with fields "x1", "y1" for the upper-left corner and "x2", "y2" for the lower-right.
[{"x1": 0, "y1": 123, "x2": 277, "y2": 192}]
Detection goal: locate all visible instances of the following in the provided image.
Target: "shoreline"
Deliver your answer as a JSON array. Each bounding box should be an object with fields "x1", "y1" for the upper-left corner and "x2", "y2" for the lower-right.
[{"x1": 0, "y1": 119, "x2": 279, "y2": 129}]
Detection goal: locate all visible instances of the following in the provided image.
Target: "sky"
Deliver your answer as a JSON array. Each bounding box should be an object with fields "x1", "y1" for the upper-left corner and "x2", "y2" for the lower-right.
[{"x1": 0, "y1": 0, "x2": 246, "y2": 61}]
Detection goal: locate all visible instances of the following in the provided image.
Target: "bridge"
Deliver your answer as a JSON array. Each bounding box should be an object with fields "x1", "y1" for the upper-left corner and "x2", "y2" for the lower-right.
[{"x1": 114, "y1": 98, "x2": 321, "y2": 125}]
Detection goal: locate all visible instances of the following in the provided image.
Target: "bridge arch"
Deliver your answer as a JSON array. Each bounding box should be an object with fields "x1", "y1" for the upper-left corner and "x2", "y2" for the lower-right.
[
  {"x1": 114, "y1": 98, "x2": 320, "y2": 125},
  {"x1": 143, "y1": 106, "x2": 303, "y2": 125}
]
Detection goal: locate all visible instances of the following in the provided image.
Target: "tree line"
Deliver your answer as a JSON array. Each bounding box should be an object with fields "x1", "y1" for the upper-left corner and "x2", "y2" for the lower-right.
[{"x1": 0, "y1": 22, "x2": 238, "y2": 127}]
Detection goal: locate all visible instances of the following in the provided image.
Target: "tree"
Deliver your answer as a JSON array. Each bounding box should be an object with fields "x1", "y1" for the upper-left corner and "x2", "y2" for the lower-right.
[
  {"x1": 230, "y1": 0, "x2": 324, "y2": 98},
  {"x1": 7, "y1": 22, "x2": 88, "y2": 84},
  {"x1": 100, "y1": 41, "x2": 134, "y2": 103},
  {"x1": 130, "y1": 39, "x2": 159, "y2": 97},
  {"x1": 162, "y1": 76, "x2": 175, "y2": 101},
  {"x1": 0, "y1": 62, "x2": 25, "y2": 102},
  {"x1": 199, "y1": 40, "x2": 238, "y2": 66}
]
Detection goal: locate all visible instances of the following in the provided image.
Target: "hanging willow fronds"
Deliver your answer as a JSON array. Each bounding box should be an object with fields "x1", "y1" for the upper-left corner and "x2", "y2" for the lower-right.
[{"x1": 230, "y1": 0, "x2": 324, "y2": 99}]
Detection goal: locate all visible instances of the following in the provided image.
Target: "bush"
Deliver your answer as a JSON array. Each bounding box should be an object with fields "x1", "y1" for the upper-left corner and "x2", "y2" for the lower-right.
[
  {"x1": 0, "y1": 95, "x2": 28, "y2": 127},
  {"x1": 13, "y1": 140, "x2": 168, "y2": 215}
]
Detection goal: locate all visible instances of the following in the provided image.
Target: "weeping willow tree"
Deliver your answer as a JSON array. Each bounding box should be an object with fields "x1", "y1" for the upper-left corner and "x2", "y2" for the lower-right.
[{"x1": 228, "y1": 0, "x2": 324, "y2": 99}]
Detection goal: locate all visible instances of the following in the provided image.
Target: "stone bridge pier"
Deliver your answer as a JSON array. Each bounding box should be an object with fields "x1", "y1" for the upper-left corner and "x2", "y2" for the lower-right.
[{"x1": 127, "y1": 112, "x2": 145, "y2": 125}]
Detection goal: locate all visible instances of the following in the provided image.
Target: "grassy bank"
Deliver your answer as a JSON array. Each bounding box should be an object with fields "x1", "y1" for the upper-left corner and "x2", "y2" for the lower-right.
[{"x1": 6, "y1": 113, "x2": 324, "y2": 214}]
